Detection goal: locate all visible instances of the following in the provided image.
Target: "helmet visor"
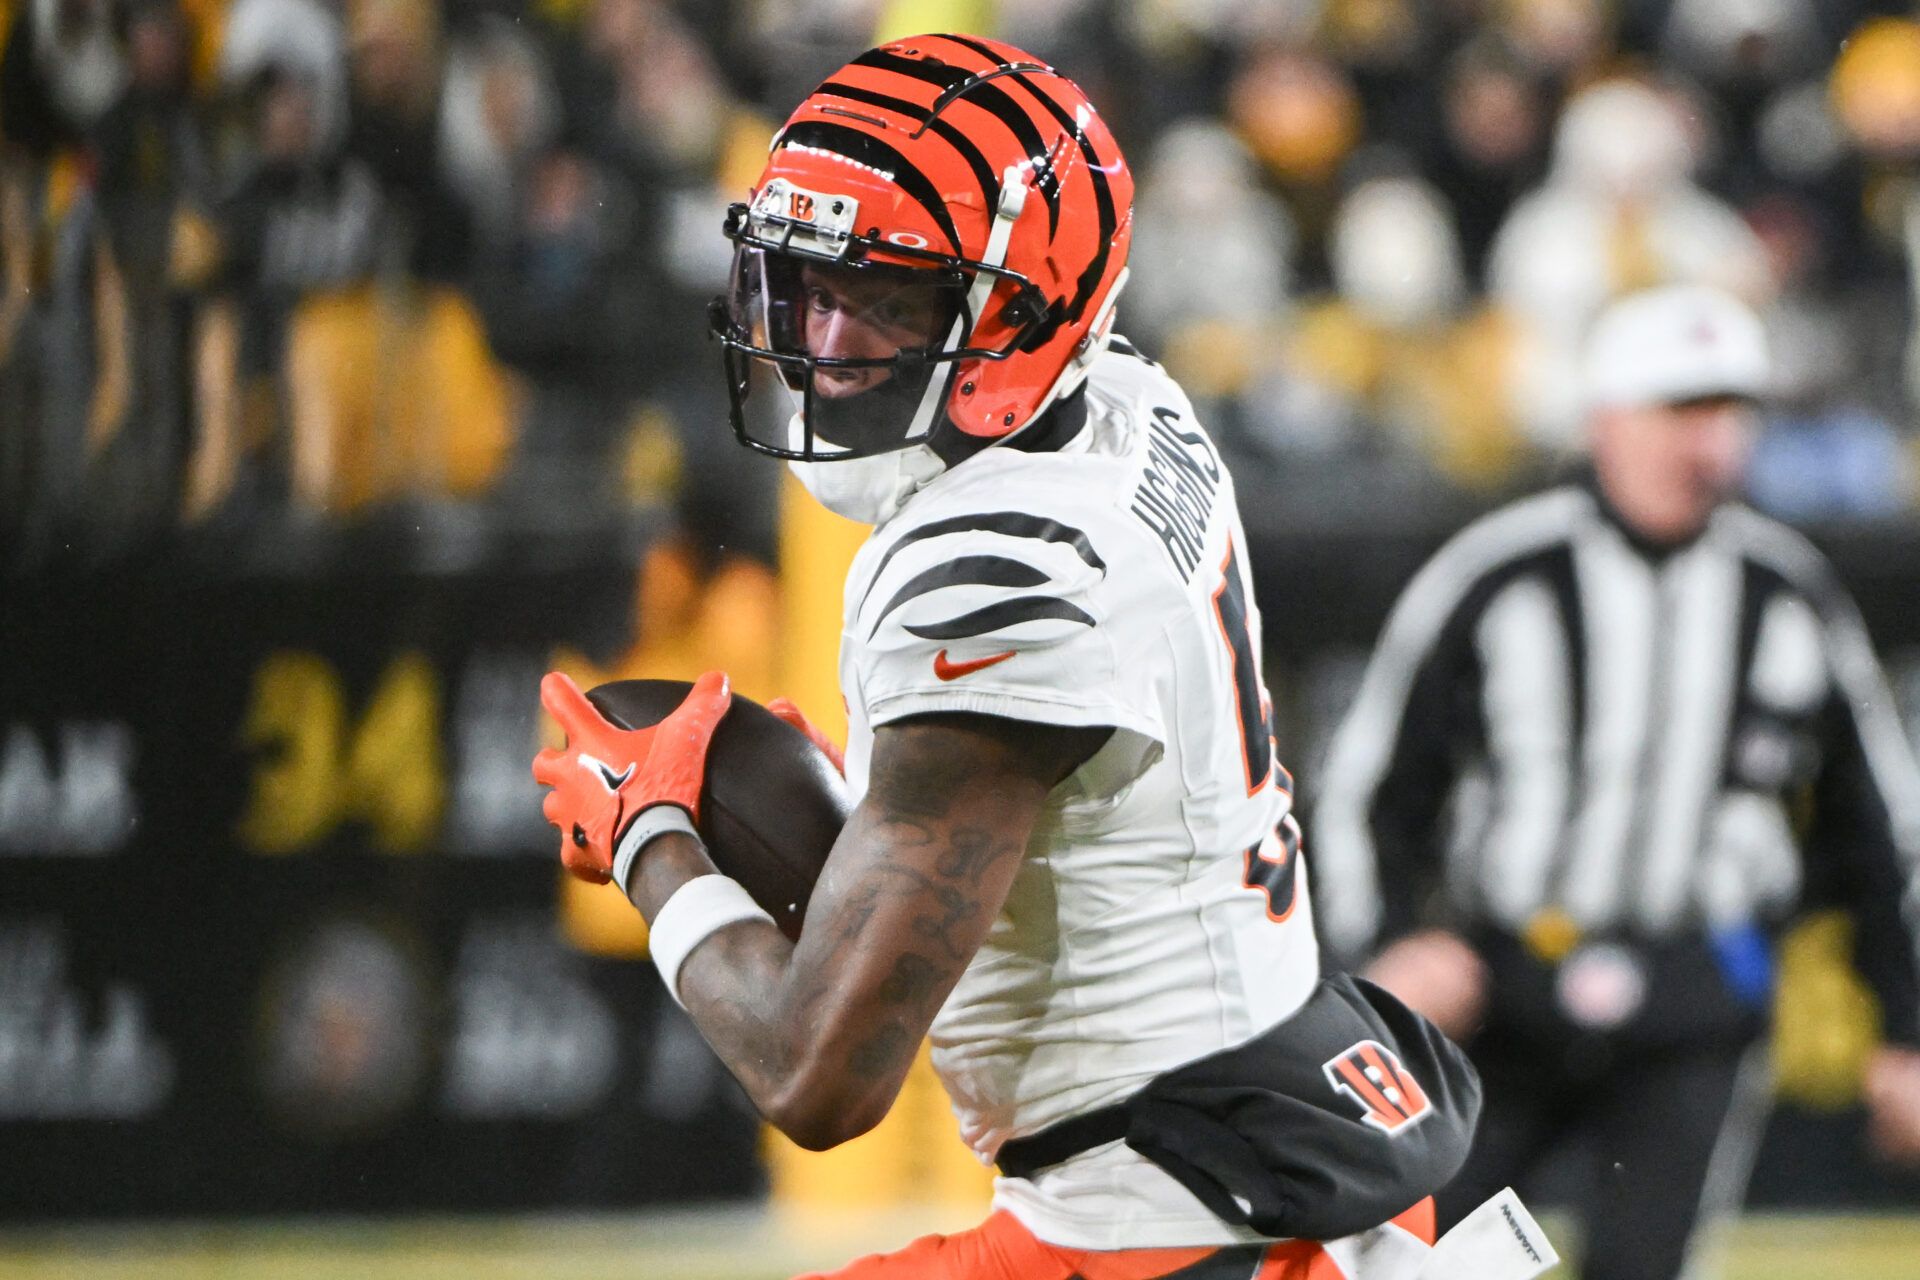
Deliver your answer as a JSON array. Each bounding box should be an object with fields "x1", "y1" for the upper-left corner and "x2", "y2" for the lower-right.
[{"x1": 717, "y1": 245, "x2": 974, "y2": 459}]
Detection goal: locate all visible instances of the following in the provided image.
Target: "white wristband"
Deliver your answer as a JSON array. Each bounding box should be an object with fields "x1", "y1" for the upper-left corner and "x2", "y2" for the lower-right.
[
  {"x1": 612, "y1": 804, "x2": 701, "y2": 896},
  {"x1": 648, "y1": 874, "x2": 774, "y2": 1009}
]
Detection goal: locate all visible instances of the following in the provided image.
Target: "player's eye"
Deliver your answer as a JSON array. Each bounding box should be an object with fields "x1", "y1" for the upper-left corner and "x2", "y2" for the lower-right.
[
  {"x1": 804, "y1": 286, "x2": 836, "y2": 315},
  {"x1": 868, "y1": 292, "x2": 935, "y2": 336}
]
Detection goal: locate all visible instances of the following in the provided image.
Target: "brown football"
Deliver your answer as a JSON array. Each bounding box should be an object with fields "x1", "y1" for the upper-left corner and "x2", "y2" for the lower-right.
[{"x1": 586, "y1": 679, "x2": 849, "y2": 941}]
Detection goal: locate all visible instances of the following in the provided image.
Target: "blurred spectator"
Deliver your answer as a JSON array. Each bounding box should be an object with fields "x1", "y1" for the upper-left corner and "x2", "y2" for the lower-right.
[
  {"x1": 88, "y1": 0, "x2": 215, "y2": 537},
  {"x1": 732, "y1": 0, "x2": 895, "y2": 119},
  {"x1": 1126, "y1": 118, "x2": 1295, "y2": 361},
  {"x1": 1748, "y1": 407, "x2": 1916, "y2": 520},
  {"x1": 0, "y1": 0, "x2": 192, "y2": 564},
  {"x1": 561, "y1": 0, "x2": 783, "y2": 563},
  {"x1": 1426, "y1": 35, "x2": 1549, "y2": 287},
  {"x1": 0, "y1": 0, "x2": 126, "y2": 157},
  {"x1": 4, "y1": 0, "x2": 1917, "y2": 558},
  {"x1": 1226, "y1": 45, "x2": 1362, "y2": 282},
  {"x1": 468, "y1": 144, "x2": 649, "y2": 508},
  {"x1": 1660, "y1": 0, "x2": 1823, "y2": 88},
  {"x1": 1830, "y1": 16, "x2": 1920, "y2": 164},
  {"x1": 565, "y1": 0, "x2": 745, "y2": 349},
  {"x1": 1286, "y1": 173, "x2": 1527, "y2": 487},
  {"x1": 343, "y1": 0, "x2": 471, "y2": 280},
  {"x1": 1124, "y1": 117, "x2": 1305, "y2": 473},
  {"x1": 1743, "y1": 192, "x2": 1914, "y2": 520},
  {"x1": 191, "y1": 64, "x2": 382, "y2": 514},
  {"x1": 1496, "y1": 0, "x2": 1610, "y2": 86},
  {"x1": 93, "y1": 0, "x2": 210, "y2": 282},
  {"x1": 1317, "y1": 0, "x2": 1478, "y2": 161},
  {"x1": 1120, "y1": 0, "x2": 1317, "y2": 52},
  {"x1": 1829, "y1": 16, "x2": 1920, "y2": 419},
  {"x1": 579, "y1": 0, "x2": 734, "y2": 184},
  {"x1": 216, "y1": 0, "x2": 347, "y2": 157},
  {"x1": 217, "y1": 63, "x2": 380, "y2": 374},
  {"x1": 438, "y1": 15, "x2": 559, "y2": 249},
  {"x1": 1490, "y1": 76, "x2": 1773, "y2": 448},
  {"x1": 1659, "y1": 0, "x2": 1825, "y2": 178},
  {"x1": 0, "y1": 154, "x2": 125, "y2": 561}
]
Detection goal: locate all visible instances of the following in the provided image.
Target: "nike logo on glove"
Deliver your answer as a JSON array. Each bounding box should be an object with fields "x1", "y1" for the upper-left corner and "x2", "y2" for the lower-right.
[
  {"x1": 580, "y1": 754, "x2": 636, "y2": 792},
  {"x1": 933, "y1": 648, "x2": 1016, "y2": 681}
]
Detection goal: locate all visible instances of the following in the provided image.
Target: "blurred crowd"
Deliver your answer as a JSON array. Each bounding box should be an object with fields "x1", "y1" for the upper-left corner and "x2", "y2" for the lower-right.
[{"x1": 6, "y1": 0, "x2": 1920, "y2": 573}]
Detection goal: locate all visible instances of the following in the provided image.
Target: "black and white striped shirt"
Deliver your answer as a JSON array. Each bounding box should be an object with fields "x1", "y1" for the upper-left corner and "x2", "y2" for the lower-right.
[{"x1": 1312, "y1": 480, "x2": 1920, "y2": 1042}]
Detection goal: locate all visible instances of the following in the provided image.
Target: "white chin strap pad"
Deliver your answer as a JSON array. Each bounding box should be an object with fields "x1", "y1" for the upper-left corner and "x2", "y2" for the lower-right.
[{"x1": 1414, "y1": 1188, "x2": 1559, "y2": 1280}]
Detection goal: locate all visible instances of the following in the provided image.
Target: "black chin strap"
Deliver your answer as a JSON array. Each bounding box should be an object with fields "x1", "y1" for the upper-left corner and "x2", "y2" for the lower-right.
[{"x1": 927, "y1": 387, "x2": 1089, "y2": 467}]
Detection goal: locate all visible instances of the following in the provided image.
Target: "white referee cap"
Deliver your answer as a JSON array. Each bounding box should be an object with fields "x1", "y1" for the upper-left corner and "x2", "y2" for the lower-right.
[{"x1": 1583, "y1": 284, "x2": 1771, "y2": 411}]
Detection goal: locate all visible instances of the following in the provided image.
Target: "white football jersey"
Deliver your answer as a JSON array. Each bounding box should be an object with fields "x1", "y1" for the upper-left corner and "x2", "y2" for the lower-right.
[{"x1": 838, "y1": 345, "x2": 1322, "y2": 1248}]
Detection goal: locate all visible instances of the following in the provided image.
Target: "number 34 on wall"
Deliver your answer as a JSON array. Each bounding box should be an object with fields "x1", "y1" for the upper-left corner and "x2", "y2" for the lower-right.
[{"x1": 238, "y1": 651, "x2": 445, "y2": 854}]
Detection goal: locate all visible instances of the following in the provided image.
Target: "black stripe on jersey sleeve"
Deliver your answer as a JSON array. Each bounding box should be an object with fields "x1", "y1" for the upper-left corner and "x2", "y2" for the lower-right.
[
  {"x1": 868, "y1": 554, "x2": 1049, "y2": 638},
  {"x1": 776, "y1": 120, "x2": 963, "y2": 255},
  {"x1": 860, "y1": 511, "x2": 1107, "y2": 615},
  {"x1": 902, "y1": 595, "x2": 1095, "y2": 641}
]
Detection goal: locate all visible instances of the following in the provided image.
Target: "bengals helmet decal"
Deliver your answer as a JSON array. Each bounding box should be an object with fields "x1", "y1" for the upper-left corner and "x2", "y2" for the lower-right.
[
  {"x1": 1323, "y1": 1040, "x2": 1433, "y2": 1135},
  {"x1": 711, "y1": 33, "x2": 1135, "y2": 463}
]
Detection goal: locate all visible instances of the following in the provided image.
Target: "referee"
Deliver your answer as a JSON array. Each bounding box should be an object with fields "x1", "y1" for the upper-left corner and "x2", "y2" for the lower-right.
[{"x1": 1313, "y1": 285, "x2": 1920, "y2": 1279}]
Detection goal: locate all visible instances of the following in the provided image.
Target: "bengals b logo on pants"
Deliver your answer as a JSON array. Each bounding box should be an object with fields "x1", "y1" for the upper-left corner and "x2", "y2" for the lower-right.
[{"x1": 1323, "y1": 1040, "x2": 1432, "y2": 1134}]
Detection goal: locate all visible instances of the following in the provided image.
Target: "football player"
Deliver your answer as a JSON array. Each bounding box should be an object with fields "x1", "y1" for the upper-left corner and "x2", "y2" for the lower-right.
[{"x1": 534, "y1": 35, "x2": 1543, "y2": 1280}]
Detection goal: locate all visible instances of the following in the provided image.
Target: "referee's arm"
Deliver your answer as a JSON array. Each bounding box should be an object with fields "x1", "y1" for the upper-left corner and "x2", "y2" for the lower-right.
[
  {"x1": 1801, "y1": 589, "x2": 1920, "y2": 1047},
  {"x1": 1794, "y1": 581, "x2": 1920, "y2": 1161},
  {"x1": 1314, "y1": 581, "x2": 1481, "y2": 964}
]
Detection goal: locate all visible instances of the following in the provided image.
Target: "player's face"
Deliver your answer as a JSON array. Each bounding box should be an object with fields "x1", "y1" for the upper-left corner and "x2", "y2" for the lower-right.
[
  {"x1": 719, "y1": 243, "x2": 972, "y2": 457},
  {"x1": 1591, "y1": 395, "x2": 1755, "y2": 543},
  {"x1": 797, "y1": 262, "x2": 952, "y2": 400}
]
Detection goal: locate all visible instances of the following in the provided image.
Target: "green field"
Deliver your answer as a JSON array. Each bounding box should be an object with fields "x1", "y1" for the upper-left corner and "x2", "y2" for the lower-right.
[{"x1": 1, "y1": 1209, "x2": 1915, "y2": 1279}]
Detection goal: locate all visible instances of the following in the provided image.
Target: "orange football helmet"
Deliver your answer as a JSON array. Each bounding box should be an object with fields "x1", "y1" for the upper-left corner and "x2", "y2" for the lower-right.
[{"x1": 711, "y1": 33, "x2": 1135, "y2": 463}]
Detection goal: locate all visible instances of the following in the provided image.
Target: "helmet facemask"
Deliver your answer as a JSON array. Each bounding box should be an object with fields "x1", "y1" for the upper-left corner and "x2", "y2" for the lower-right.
[{"x1": 711, "y1": 180, "x2": 1051, "y2": 463}]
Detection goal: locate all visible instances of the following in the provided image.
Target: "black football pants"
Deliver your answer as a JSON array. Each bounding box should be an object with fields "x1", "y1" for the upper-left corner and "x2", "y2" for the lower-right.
[{"x1": 1435, "y1": 1034, "x2": 1767, "y2": 1280}]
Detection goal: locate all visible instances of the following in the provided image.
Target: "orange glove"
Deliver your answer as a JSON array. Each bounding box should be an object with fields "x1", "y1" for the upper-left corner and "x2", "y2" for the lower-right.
[
  {"x1": 767, "y1": 696, "x2": 845, "y2": 777},
  {"x1": 533, "y1": 670, "x2": 731, "y2": 884}
]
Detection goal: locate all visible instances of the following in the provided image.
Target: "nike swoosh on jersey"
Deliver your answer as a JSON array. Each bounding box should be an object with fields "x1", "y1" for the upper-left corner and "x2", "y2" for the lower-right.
[{"x1": 933, "y1": 648, "x2": 1016, "y2": 681}]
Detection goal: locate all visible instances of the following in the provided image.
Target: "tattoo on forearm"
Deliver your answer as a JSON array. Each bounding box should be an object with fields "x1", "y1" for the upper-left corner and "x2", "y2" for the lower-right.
[
  {"x1": 867, "y1": 861, "x2": 988, "y2": 962},
  {"x1": 865, "y1": 731, "x2": 959, "y2": 820},
  {"x1": 934, "y1": 827, "x2": 1001, "y2": 881},
  {"x1": 849, "y1": 1021, "x2": 915, "y2": 1080},
  {"x1": 878, "y1": 953, "x2": 941, "y2": 1006},
  {"x1": 832, "y1": 881, "x2": 884, "y2": 945},
  {"x1": 671, "y1": 715, "x2": 1080, "y2": 1135}
]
